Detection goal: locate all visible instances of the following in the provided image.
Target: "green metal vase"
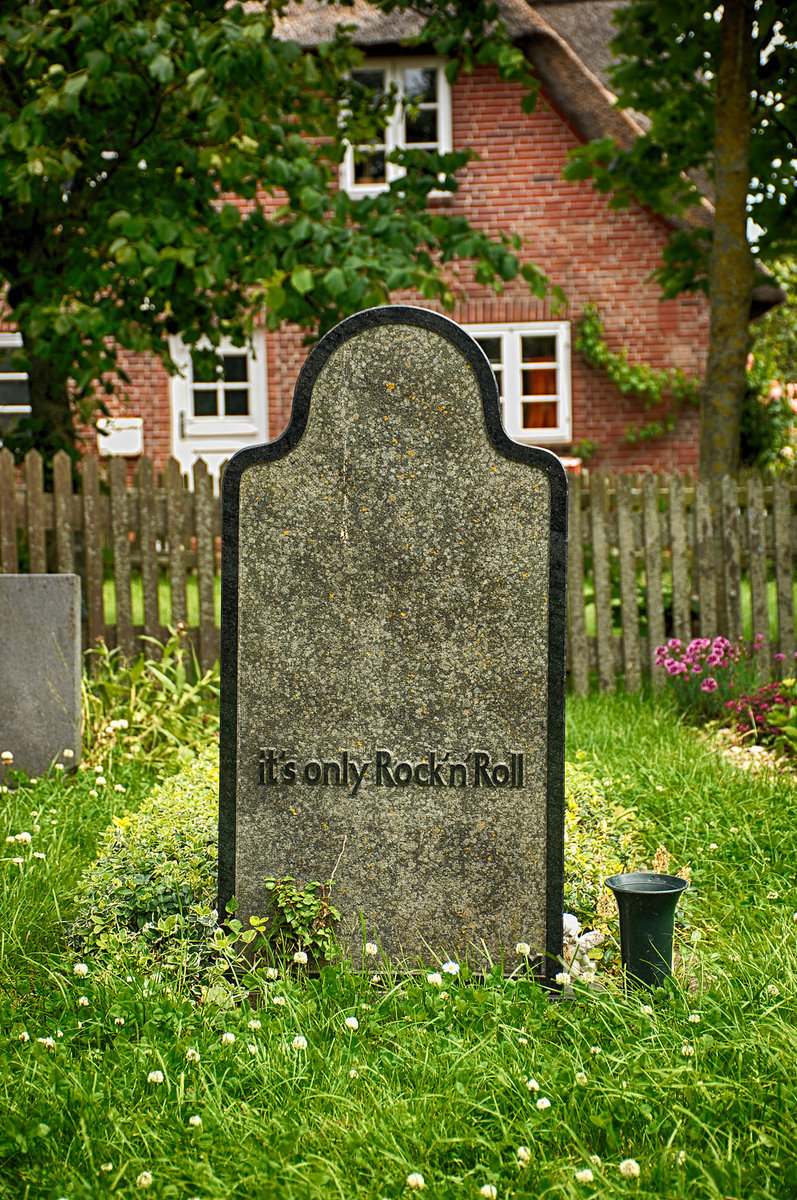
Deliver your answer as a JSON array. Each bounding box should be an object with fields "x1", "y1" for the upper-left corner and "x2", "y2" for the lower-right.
[{"x1": 605, "y1": 872, "x2": 688, "y2": 988}]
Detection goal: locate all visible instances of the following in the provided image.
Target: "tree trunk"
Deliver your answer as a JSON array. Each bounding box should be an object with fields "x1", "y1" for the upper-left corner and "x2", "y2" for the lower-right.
[{"x1": 698, "y1": 0, "x2": 755, "y2": 480}]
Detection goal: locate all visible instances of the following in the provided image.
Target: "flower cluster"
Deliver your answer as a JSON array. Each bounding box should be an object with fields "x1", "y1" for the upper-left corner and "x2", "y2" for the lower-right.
[
  {"x1": 655, "y1": 636, "x2": 763, "y2": 719},
  {"x1": 725, "y1": 676, "x2": 797, "y2": 751}
]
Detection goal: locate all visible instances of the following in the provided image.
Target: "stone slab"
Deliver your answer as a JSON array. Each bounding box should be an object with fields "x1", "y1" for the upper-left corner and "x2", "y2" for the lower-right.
[
  {"x1": 0, "y1": 574, "x2": 82, "y2": 777},
  {"x1": 220, "y1": 306, "x2": 567, "y2": 978}
]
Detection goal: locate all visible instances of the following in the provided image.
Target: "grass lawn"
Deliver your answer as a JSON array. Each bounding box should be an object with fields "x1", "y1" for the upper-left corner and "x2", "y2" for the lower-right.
[{"x1": 1, "y1": 690, "x2": 796, "y2": 1199}]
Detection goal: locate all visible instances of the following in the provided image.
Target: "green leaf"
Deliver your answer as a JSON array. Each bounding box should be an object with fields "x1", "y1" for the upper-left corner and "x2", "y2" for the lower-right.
[
  {"x1": 290, "y1": 264, "x2": 313, "y2": 294},
  {"x1": 149, "y1": 53, "x2": 174, "y2": 83},
  {"x1": 323, "y1": 266, "x2": 346, "y2": 296}
]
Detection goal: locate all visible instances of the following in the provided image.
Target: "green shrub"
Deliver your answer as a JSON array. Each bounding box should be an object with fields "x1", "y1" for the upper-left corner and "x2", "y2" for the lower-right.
[
  {"x1": 563, "y1": 759, "x2": 643, "y2": 931},
  {"x1": 70, "y1": 749, "x2": 645, "y2": 984},
  {"x1": 68, "y1": 745, "x2": 220, "y2": 977}
]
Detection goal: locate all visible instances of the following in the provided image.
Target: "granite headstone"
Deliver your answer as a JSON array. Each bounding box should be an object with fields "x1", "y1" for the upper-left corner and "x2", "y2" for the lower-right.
[
  {"x1": 220, "y1": 306, "x2": 567, "y2": 978},
  {"x1": 0, "y1": 574, "x2": 82, "y2": 777}
]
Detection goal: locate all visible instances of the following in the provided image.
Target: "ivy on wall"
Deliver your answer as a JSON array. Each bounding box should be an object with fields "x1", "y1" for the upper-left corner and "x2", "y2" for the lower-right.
[{"x1": 575, "y1": 303, "x2": 701, "y2": 450}]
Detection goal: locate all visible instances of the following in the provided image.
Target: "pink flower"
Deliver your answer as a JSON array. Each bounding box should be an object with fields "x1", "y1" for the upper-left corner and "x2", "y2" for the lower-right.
[
  {"x1": 769, "y1": 381, "x2": 784, "y2": 401},
  {"x1": 775, "y1": 653, "x2": 786, "y2": 662},
  {"x1": 746, "y1": 353, "x2": 755, "y2": 371},
  {"x1": 701, "y1": 677, "x2": 718, "y2": 693}
]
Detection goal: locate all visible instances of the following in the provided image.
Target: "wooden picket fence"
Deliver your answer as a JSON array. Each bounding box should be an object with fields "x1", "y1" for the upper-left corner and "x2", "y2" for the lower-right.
[{"x1": 1, "y1": 447, "x2": 796, "y2": 687}]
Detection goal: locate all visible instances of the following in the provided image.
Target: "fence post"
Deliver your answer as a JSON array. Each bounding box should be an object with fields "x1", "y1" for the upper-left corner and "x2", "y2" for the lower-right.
[
  {"x1": 24, "y1": 449, "x2": 46, "y2": 574},
  {"x1": 616, "y1": 472, "x2": 641, "y2": 691},
  {"x1": 567, "y1": 471, "x2": 589, "y2": 694},
  {"x1": 773, "y1": 472, "x2": 795, "y2": 666},
  {"x1": 0, "y1": 448, "x2": 18, "y2": 573},
  {"x1": 590, "y1": 471, "x2": 615, "y2": 692}
]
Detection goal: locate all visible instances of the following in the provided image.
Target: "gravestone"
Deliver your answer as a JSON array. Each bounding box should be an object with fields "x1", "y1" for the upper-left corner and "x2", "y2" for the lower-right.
[
  {"x1": 0, "y1": 574, "x2": 82, "y2": 777},
  {"x1": 220, "y1": 307, "x2": 567, "y2": 978}
]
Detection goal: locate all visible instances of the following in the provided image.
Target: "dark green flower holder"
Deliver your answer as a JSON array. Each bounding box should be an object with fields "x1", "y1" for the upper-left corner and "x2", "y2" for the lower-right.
[{"x1": 605, "y1": 872, "x2": 688, "y2": 988}]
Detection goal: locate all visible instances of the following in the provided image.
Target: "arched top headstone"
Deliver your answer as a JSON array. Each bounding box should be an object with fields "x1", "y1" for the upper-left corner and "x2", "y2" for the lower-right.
[{"x1": 220, "y1": 305, "x2": 567, "y2": 979}]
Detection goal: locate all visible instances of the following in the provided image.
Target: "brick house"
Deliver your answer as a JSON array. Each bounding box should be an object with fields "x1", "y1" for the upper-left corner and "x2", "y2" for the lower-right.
[{"x1": 0, "y1": 0, "x2": 779, "y2": 476}]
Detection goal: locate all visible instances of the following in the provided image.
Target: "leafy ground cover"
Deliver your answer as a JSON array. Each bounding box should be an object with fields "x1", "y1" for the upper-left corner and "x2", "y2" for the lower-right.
[{"x1": 1, "y1": 679, "x2": 796, "y2": 1199}]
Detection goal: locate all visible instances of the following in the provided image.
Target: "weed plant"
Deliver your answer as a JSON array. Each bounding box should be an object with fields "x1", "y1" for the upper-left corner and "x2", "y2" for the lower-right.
[{"x1": 1, "y1": 692, "x2": 796, "y2": 1198}]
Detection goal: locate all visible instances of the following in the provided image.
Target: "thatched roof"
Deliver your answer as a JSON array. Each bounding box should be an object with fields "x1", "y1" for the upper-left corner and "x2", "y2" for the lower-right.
[{"x1": 270, "y1": 1, "x2": 780, "y2": 316}]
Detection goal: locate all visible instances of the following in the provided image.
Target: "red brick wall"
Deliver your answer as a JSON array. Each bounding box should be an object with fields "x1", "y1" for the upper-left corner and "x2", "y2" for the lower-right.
[{"x1": 20, "y1": 63, "x2": 712, "y2": 474}]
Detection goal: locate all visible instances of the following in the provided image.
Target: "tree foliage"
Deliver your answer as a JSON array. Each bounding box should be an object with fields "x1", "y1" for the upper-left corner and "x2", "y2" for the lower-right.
[
  {"x1": 0, "y1": 0, "x2": 546, "y2": 461},
  {"x1": 563, "y1": 0, "x2": 797, "y2": 477}
]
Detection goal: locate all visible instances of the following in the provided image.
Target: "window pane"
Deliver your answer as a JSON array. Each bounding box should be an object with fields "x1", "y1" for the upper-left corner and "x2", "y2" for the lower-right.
[
  {"x1": 522, "y1": 366, "x2": 557, "y2": 396},
  {"x1": 0, "y1": 379, "x2": 30, "y2": 407},
  {"x1": 405, "y1": 108, "x2": 438, "y2": 144},
  {"x1": 354, "y1": 148, "x2": 387, "y2": 184},
  {"x1": 403, "y1": 68, "x2": 436, "y2": 102},
  {"x1": 475, "y1": 337, "x2": 502, "y2": 364},
  {"x1": 223, "y1": 354, "x2": 248, "y2": 383},
  {"x1": 224, "y1": 388, "x2": 249, "y2": 417},
  {"x1": 521, "y1": 335, "x2": 556, "y2": 362},
  {"x1": 522, "y1": 400, "x2": 559, "y2": 429},
  {"x1": 352, "y1": 69, "x2": 385, "y2": 94},
  {"x1": 192, "y1": 353, "x2": 222, "y2": 383},
  {"x1": 193, "y1": 389, "x2": 217, "y2": 417}
]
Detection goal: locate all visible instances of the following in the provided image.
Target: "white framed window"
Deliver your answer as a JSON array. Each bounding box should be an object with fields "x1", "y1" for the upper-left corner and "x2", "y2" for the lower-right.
[
  {"x1": 0, "y1": 333, "x2": 31, "y2": 438},
  {"x1": 170, "y1": 334, "x2": 268, "y2": 479},
  {"x1": 340, "y1": 58, "x2": 452, "y2": 195},
  {"x1": 466, "y1": 322, "x2": 572, "y2": 446}
]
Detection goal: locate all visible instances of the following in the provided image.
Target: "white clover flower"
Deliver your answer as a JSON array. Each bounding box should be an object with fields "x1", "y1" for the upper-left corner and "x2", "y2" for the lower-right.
[
  {"x1": 95, "y1": 777, "x2": 107, "y2": 787},
  {"x1": 248, "y1": 1043, "x2": 258, "y2": 1055},
  {"x1": 1, "y1": 750, "x2": 13, "y2": 762},
  {"x1": 147, "y1": 1070, "x2": 164, "y2": 1083},
  {"x1": 536, "y1": 1096, "x2": 551, "y2": 1111},
  {"x1": 426, "y1": 972, "x2": 443, "y2": 987},
  {"x1": 589, "y1": 1045, "x2": 602, "y2": 1055},
  {"x1": 73, "y1": 962, "x2": 89, "y2": 977},
  {"x1": 371, "y1": 973, "x2": 382, "y2": 984},
  {"x1": 15, "y1": 831, "x2": 31, "y2": 844},
  {"x1": 248, "y1": 1019, "x2": 262, "y2": 1031},
  {"x1": 641, "y1": 1004, "x2": 654, "y2": 1016},
  {"x1": 89, "y1": 789, "x2": 98, "y2": 798},
  {"x1": 19, "y1": 1031, "x2": 30, "y2": 1042},
  {"x1": 676, "y1": 1150, "x2": 686, "y2": 1166},
  {"x1": 518, "y1": 1036, "x2": 528, "y2": 1045},
  {"x1": 575, "y1": 1071, "x2": 587, "y2": 1085},
  {"x1": 54, "y1": 763, "x2": 64, "y2": 772},
  {"x1": 766, "y1": 983, "x2": 780, "y2": 997},
  {"x1": 681, "y1": 1044, "x2": 694, "y2": 1058},
  {"x1": 526, "y1": 1077, "x2": 539, "y2": 1091},
  {"x1": 189, "y1": 1115, "x2": 202, "y2": 1128},
  {"x1": 63, "y1": 748, "x2": 74, "y2": 759},
  {"x1": 479, "y1": 1185, "x2": 497, "y2": 1199},
  {"x1": 349, "y1": 1068, "x2": 358, "y2": 1078},
  {"x1": 38, "y1": 1036, "x2": 55, "y2": 1050},
  {"x1": 439, "y1": 991, "x2": 449, "y2": 999},
  {"x1": 272, "y1": 995, "x2": 286, "y2": 1006},
  {"x1": 406, "y1": 1172, "x2": 425, "y2": 1190},
  {"x1": 590, "y1": 1155, "x2": 602, "y2": 1167},
  {"x1": 293, "y1": 950, "x2": 308, "y2": 965},
  {"x1": 100, "y1": 1162, "x2": 112, "y2": 1172},
  {"x1": 114, "y1": 1017, "x2": 125, "y2": 1026},
  {"x1": 688, "y1": 1012, "x2": 701, "y2": 1023},
  {"x1": 5, "y1": 836, "x2": 14, "y2": 843},
  {"x1": 221, "y1": 1032, "x2": 235, "y2": 1045},
  {"x1": 77, "y1": 996, "x2": 89, "y2": 1007},
  {"x1": 136, "y1": 1171, "x2": 153, "y2": 1189},
  {"x1": 265, "y1": 966, "x2": 279, "y2": 980},
  {"x1": 33, "y1": 851, "x2": 46, "y2": 859},
  {"x1": 554, "y1": 972, "x2": 570, "y2": 986},
  {"x1": 619, "y1": 1159, "x2": 640, "y2": 1179},
  {"x1": 292, "y1": 1035, "x2": 308, "y2": 1050},
  {"x1": 767, "y1": 890, "x2": 779, "y2": 900},
  {"x1": 114, "y1": 784, "x2": 126, "y2": 793},
  {"x1": 186, "y1": 1048, "x2": 200, "y2": 1063},
  {"x1": 365, "y1": 942, "x2": 378, "y2": 956},
  {"x1": 441, "y1": 960, "x2": 459, "y2": 975},
  {"x1": 515, "y1": 942, "x2": 531, "y2": 957},
  {"x1": 517, "y1": 1146, "x2": 531, "y2": 1167},
  {"x1": 575, "y1": 1169, "x2": 594, "y2": 1184},
  {"x1": 344, "y1": 1016, "x2": 359, "y2": 1031}
]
